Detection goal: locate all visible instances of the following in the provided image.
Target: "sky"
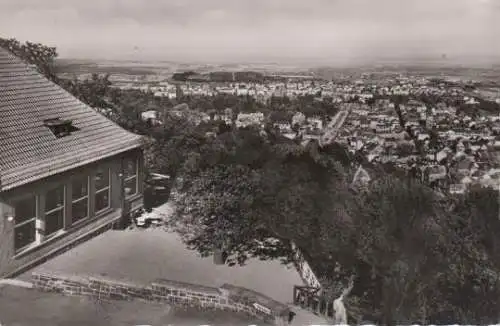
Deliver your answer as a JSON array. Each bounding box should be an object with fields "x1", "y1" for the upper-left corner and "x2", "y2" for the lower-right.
[{"x1": 0, "y1": 0, "x2": 499, "y2": 64}]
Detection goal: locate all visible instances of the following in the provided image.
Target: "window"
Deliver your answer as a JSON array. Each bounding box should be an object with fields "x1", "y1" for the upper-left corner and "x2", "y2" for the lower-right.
[
  {"x1": 123, "y1": 158, "x2": 138, "y2": 197},
  {"x1": 95, "y1": 167, "x2": 110, "y2": 213},
  {"x1": 43, "y1": 118, "x2": 79, "y2": 138},
  {"x1": 72, "y1": 176, "x2": 89, "y2": 224},
  {"x1": 13, "y1": 196, "x2": 37, "y2": 251},
  {"x1": 44, "y1": 185, "x2": 65, "y2": 236}
]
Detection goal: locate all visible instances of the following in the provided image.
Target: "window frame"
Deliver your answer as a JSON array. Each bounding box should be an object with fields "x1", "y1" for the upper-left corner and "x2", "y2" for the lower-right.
[
  {"x1": 13, "y1": 195, "x2": 39, "y2": 252},
  {"x1": 12, "y1": 164, "x2": 121, "y2": 255},
  {"x1": 43, "y1": 184, "x2": 66, "y2": 238},
  {"x1": 94, "y1": 167, "x2": 111, "y2": 214},
  {"x1": 71, "y1": 175, "x2": 90, "y2": 225},
  {"x1": 123, "y1": 157, "x2": 139, "y2": 198}
]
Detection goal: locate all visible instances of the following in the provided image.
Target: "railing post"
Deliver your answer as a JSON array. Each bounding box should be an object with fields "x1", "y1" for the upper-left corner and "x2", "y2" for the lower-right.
[
  {"x1": 312, "y1": 298, "x2": 319, "y2": 313},
  {"x1": 319, "y1": 298, "x2": 326, "y2": 315},
  {"x1": 327, "y1": 300, "x2": 333, "y2": 318}
]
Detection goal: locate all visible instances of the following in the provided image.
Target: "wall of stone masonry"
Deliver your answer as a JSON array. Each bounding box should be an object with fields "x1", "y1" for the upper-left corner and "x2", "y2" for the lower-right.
[{"x1": 31, "y1": 272, "x2": 290, "y2": 326}]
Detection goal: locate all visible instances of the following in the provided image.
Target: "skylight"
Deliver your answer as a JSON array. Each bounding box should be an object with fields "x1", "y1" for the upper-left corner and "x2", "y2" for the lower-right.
[{"x1": 43, "y1": 118, "x2": 79, "y2": 138}]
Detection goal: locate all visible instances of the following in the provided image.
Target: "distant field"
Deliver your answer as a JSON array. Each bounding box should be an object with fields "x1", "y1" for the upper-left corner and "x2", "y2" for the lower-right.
[
  {"x1": 56, "y1": 61, "x2": 158, "y2": 76},
  {"x1": 55, "y1": 58, "x2": 313, "y2": 77},
  {"x1": 476, "y1": 88, "x2": 500, "y2": 101},
  {"x1": 55, "y1": 58, "x2": 500, "y2": 83}
]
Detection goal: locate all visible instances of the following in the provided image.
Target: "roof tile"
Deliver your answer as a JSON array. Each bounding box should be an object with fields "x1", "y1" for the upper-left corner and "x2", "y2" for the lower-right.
[{"x1": 0, "y1": 47, "x2": 144, "y2": 191}]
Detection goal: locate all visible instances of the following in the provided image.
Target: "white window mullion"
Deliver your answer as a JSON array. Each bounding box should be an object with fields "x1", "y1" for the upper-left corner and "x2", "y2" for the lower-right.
[
  {"x1": 96, "y1": 186, "x2": 110, "y2": 194},
  {"x1": 14, "y1": 217, "x2": 36, "y2": 228},
  {"x1": 72, "y1": 195, "x2": 89, "y2": 204},
  {"x1": 44, "y1": 185, "x2": 66, "y2": 237},
  {"x1": 124, "y1": 157, "x2": 139, "y2": 197},
  {"x1": 45, "y1": 206, "x2": 64, "y2": 215},
  {"x1": 71, "y1": 176, "x2": 90, "y2": 225},
  {"x1": 35, "y1": 196, "x2": 42, "y2": 244},
  {"x1": 94, "y1": 167, "x2": 111, "y2": 214}
]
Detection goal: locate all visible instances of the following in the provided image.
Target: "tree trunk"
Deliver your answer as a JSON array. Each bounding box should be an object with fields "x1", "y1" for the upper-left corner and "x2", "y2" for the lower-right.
[
  {"x1": 382, "y1": 305, "x2": 396, "y2": 326},
  {"x1": 213, "y1": 248, "x2": 228, "y2": 265},
  {"x1": 382, "y1": 281, "x2": 397, "y2": 326}
]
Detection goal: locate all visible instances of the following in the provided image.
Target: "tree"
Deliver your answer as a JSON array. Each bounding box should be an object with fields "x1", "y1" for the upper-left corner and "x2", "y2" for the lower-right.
[
  {"x1": 146, "y1": 112, "x2": 208, "y2": 179},
  {"x1": 0, "y1": 37, "x2": 125, "y2": 116},
  {"x1": 395, "y1": 141, "x2": 415, "y2": 157},
  {"x1": 348, "y1": 177, "x2": 447, "y2": 324},
  {"x1": 0, "y1": 37, "x2": 58, "y2": 81},
  {"x1": 429, "y1": 186, "x2": 500, "y2": 324},
  {"x1": 269, "y1": 110, "x2": 293, "y2": 124},
  {"x1": 172, "y1": 71, "x2": 197, "y2": 81},
  {"x1": 170, "y1": 127, "x2": 349, "y2": 266},
  {"x1": 429, "y1": 128, "x2": 441, "y2": 161},
  {"x1": 161, "y1": 120, "x2": 500, "y2": 324},
  {"x1": 68, "y1": 73, "x2": 113, "y2": 108}
]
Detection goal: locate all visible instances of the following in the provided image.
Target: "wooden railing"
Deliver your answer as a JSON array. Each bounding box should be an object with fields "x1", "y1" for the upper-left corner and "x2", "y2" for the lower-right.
[
  {"x1": 290, "y1": 242, "x2": 322, "y2": 289},
  {"x1": 293, "y1": 285, "x2": 335, "y2": 319}
]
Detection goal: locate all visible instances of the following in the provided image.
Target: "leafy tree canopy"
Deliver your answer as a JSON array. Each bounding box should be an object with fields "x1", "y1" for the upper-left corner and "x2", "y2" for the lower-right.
[
  {"x1": 167, "y1": 123, "x2": 500, "y2": 325},
  {"x1": 0, "y1": 37, "x2": 58, "y2": 81}
]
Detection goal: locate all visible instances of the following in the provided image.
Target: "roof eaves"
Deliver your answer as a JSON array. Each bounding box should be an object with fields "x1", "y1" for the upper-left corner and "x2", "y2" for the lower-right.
[{"x1": 0, "y1": 140, "x2": 142, "y2": 192}]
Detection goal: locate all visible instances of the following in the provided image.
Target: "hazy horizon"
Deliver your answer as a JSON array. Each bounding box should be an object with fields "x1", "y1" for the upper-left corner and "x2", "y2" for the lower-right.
[{"x1": 1, "y1": 0, "x2": 499, "y2": 65}]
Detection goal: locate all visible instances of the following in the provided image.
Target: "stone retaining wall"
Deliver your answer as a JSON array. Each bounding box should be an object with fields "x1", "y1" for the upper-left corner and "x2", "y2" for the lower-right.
[{"x1": 32, "y1": 272, "x2": 291, "y2": 326}]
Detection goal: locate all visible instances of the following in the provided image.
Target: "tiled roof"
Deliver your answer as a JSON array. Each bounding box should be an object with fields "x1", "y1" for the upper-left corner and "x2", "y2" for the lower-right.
[{"x1": 0, "y1": 47, "x2": 144, "y2": 191}]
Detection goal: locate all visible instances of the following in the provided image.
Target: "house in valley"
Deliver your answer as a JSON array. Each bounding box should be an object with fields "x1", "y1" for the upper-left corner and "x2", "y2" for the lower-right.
[{"x1": 0, "y1": 46, "x2": 145, "y2": 278}]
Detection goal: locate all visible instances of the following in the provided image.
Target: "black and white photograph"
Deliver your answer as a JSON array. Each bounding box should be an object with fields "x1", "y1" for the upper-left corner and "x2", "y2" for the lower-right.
[{"x1": 0, "y1": 0, "x2": 499, "y2": 325}]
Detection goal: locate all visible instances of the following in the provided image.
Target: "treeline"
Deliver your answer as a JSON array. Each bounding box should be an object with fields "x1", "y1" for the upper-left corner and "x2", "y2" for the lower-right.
[
  {"x1": 172, "y1": 70, "x2": 285, "y2": 83},
  {"x1": 174, "y1": 93, "x2": 338, "y2": 122}
]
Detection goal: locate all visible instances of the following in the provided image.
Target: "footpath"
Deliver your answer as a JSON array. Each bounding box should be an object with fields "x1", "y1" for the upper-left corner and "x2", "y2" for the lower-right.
[
  {"x1": 0, "y1": 281, "x2": 260, "y2": 326},
  {"x1": 288, "y1": 303, "x2": 331, "y2": 325},
  {"x1": 0, "y1": 279, "x2": 328, "y2": 326}
]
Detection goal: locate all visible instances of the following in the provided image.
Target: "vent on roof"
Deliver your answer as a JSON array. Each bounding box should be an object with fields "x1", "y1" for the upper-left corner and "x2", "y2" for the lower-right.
[{"x1": 43, "y1": 118, "x2": 79, "y2": 138}]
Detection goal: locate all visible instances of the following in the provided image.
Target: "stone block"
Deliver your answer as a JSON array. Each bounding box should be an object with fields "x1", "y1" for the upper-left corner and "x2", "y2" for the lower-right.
[{"x1": 29, "y1": 272, "x2": 291, "y2": 326}]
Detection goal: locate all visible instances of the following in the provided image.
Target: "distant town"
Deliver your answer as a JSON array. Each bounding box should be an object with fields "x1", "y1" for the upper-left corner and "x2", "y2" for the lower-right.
[{"x1": 60, "y1": 62, "x2": 500, "y2": 197}]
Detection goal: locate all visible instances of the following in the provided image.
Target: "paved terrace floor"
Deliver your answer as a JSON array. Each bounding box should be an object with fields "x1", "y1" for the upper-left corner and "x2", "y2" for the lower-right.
[
  {"x1": 18, "y1": 228, "x2": 328, "y2": 325},
  {"x1": 0, "y1": 284, "x2": 261, "y2": 326},
  {"x1": 21, "y1": 229, "x2": 300, "y2": 303}
]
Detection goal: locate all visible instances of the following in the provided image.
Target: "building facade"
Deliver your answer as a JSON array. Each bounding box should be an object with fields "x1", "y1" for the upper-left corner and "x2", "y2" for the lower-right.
[{"x1": 0, "y1": 46, "x2": 145, "y2": 277}]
